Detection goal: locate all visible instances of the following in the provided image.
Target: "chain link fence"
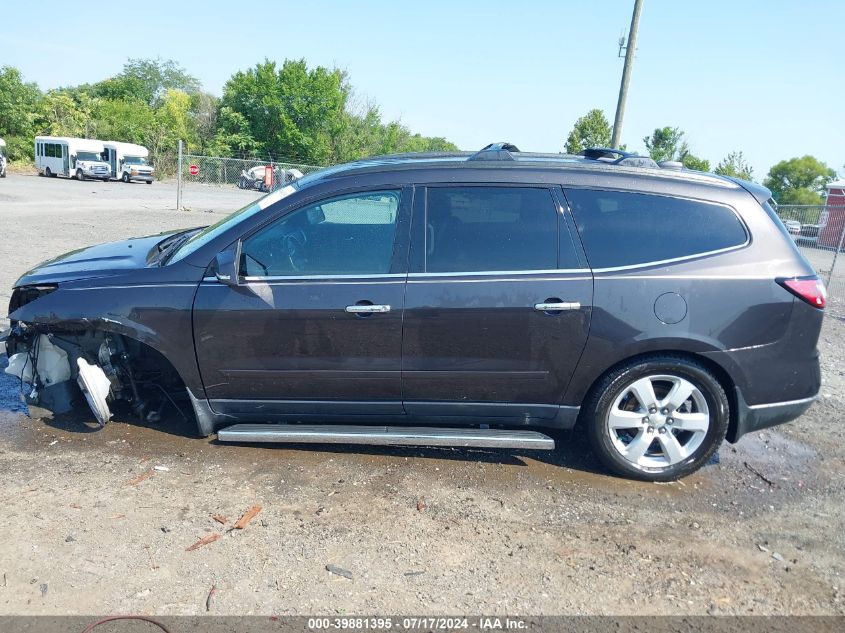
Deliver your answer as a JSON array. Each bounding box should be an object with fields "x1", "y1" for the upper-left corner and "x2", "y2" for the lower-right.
[
  {"x1": 175, "y1": 145, "x2": 323, "y2": 213},
  {"x1": 775, "y1": 204, "x2": 845, "y2": 299}
]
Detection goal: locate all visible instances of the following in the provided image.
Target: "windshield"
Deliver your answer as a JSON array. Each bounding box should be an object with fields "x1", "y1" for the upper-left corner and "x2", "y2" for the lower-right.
[
  {"x1": 76, "y1": 151, "x2": 101, "y2": 162},
  {"x1": 124, "y1": 156, "x2": 148, "y2": 165},
  {"x1": 166, "y1": 184, "x2": 299, "y2": 264}
]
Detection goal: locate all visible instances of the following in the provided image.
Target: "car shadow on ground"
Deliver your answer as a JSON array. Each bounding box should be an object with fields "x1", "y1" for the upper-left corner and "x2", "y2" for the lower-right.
[{"x1": 2, "y1": 361, "x2": 714, "y2": 480}]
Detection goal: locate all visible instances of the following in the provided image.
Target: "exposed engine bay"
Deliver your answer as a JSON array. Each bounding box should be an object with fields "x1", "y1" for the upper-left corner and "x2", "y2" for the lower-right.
[{"x1": 4, "y1": 324, "x2": 187, "y2": 426}]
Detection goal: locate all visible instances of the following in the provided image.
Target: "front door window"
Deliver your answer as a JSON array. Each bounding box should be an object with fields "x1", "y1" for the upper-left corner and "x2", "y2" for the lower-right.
[{"x1": 240, "y1": 190, "x2": 402, "y2": 277}]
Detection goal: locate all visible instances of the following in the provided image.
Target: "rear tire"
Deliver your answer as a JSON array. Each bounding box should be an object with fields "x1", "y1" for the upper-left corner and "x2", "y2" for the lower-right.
[
  {"x1": 583, "y1": 355, "x2": 729, "y2": 481},
  {"x1": 145, "y1": 180, "x2": 152, "y2": 184},
  {"x1": 45, "y1": 167, "x2": 52, "y2": 177}
]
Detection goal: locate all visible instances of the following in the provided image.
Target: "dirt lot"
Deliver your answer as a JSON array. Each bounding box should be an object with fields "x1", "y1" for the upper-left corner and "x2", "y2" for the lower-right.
[{"x1": 0, "y1": 173, "x2": 843, "y2": 616}]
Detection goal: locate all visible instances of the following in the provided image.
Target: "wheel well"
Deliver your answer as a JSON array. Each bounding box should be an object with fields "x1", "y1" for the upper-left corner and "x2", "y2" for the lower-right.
[{"x1": 575, "y1": 350, "x2": 738, "y2": 439}]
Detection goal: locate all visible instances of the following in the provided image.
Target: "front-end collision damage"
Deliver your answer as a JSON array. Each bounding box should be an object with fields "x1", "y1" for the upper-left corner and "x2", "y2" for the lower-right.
[{"x1": 4, "y1": 322, "x2": 186, "y2": 427}]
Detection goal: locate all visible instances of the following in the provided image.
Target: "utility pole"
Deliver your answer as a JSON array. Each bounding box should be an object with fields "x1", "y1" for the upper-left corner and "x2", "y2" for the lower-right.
[{"x1": 611, "y1": 0, "x2": 644, "y2": 149}]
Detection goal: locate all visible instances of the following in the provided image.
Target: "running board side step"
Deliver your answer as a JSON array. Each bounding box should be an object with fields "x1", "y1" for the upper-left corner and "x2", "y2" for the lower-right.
[{"x1": 216, "y1": 424, "x2": 555, "y2": 450}]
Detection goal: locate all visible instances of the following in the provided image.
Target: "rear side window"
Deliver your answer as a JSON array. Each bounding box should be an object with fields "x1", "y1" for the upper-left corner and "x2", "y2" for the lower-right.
[
  {"x1": 566, "y1": 189, "x2": 747, "y2": 269},
  {"x1": 425, "y1": 186, "x2": 562, "y2": 272}
]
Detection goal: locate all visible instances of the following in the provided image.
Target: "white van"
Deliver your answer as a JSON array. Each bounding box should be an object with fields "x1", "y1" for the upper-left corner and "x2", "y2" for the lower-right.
[
  {"x1": 102, "y1": 141, "x2": 154, "y2": 184},
  {"x1": 34, "y1": 136, "x2": 110, "y2": 181},
  {"x1": 0, "y1": 138, "x2": 7, "y2": 178}
]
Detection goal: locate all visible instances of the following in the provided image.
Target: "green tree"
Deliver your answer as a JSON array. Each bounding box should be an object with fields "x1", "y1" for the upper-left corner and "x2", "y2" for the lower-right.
[
  {"x1": 221, "y1": 59, "x2": 457, "y2": 164},
  {"x1": 220, "y1": 59, "x2": 349, "y2": 164},
  {"x1": 681, "y1": 153, "x2": 710, "y2": 172},
  {"x1": 643, "y1": 126, "x2": 689, "y2": 163},
  {"x1": 714, "y1": 151, "x2": 754, "y2": 181},
  {"x1": 564, "y1": 109, "x2": 612, "y2": 154},
  {"x1": 0, "y1": 66, "x2": 42, "y2": 159},
  {"x1": 208, "y1": 106, "x2": 259, "y2": 157},
  {"x1": 89, "y1": 98, "x2": 156, "y2": 145},
  {"x1": 191, "y1": 91, "x2": 220, "y2": 154},
  {"x1": 36, "y1": 89, "x2": 97, "y2": 138},
  {"x1": 93, "y1": 58, "x2": 200, "y2": 106},
  {"x1": 763, "y1": 156, "x2": 836, "y2": 205}
]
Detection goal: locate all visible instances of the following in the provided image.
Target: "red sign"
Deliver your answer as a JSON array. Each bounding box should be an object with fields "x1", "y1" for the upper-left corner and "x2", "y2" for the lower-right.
[{"x1": 189, "y1": 164, "x2": 199, "y2": 176}]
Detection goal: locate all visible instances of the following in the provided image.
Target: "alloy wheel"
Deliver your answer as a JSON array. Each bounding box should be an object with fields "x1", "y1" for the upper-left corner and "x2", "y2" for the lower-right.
[{"x1": 606, "y1": 374, "x2": 710, "y2": 469}]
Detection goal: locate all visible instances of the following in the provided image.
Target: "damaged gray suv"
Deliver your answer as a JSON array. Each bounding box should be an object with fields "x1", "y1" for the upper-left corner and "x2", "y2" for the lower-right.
[{"x1": 2, "y1": 144, "x2": 825, "y2": 481}]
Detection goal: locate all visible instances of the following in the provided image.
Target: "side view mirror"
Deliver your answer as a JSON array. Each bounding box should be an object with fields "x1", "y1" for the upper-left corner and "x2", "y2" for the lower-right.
[{"x1": 214, "y1": 248, "x2": 240, "y2": 286}]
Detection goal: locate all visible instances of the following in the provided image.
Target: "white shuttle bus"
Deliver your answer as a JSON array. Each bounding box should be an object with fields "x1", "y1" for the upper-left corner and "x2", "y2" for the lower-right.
[
  {"x1": 102, "y1": 141, "x2": 154, "y2": 183},
  {"x1": 34, "y1": 136, "x2": 110, "y2": 181},
  {"x1": 0, "y1": 138, "x2": 7, "y2": 178}
]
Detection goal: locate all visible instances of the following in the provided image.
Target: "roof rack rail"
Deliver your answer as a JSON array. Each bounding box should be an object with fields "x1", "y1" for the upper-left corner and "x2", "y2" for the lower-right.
[
  {"x1": 468, "y1": 142, "x2": 521, "y2": 161},
  {"x1": 582, "y1": 147, "x2": 658, "y2": 168}
]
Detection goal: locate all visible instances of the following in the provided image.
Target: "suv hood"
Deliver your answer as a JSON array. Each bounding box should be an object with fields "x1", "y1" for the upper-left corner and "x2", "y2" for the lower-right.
[{"x1": 15, "y1": 232, "x2": 179, "y2": 287}]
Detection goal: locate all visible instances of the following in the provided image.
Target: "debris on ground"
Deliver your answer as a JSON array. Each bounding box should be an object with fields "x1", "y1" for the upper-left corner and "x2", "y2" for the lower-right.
[
  {"x1": 126, "y1": 470, "x2": 154, "y2": 486},
  {"x1": 772, "y1": 552, "x2": 785, "y2": 562},
  {"x1": 233, "y1": 505, "x2": 262, "y2": 530},
  {"x1": 744, "y1": 461, "x2": 775, "y2": 486},
  {"x1": 153, "y1": 465, "x2": 169, "y2": 472},
  {"x1": 416, "y1": 497, "x2": 426, "y2": 512},
  {"x1": 404, "y1": 571, "x2": 425, "y2": 577},
  {"x1": 326, "y1": 564, "x2": 353, "y2": 580},
  {"x1": 185, "y1": 533, "x2": 220, "y2": 552},
  {"x1": 143, "y1": 545, "x2": 158, "y2": 570},
  {"x1": 205, "y1": 584, "x2": 217, "y2": 611},
  {"x1": 211, "y1": 514, "x2": 227, "y2": 525}
]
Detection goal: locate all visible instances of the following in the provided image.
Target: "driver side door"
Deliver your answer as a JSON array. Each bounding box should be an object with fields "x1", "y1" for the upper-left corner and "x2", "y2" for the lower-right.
[{"x1": 192, "y1": 187, "x2": 411, "y2": 419}]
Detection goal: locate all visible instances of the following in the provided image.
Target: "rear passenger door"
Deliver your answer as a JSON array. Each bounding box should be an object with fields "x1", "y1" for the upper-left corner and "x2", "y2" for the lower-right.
[{"x1": 401, "y1": 185, "x2": 593, "y2": 420}]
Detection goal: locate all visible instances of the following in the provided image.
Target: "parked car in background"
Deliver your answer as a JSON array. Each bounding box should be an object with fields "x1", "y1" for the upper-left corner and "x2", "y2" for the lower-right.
[
  {"x1": 3, "y1": 144, "x2": 825, "y2": 481},
  {"x1": 797, "y1": 223, "x2": 822, "y2": 246},
  {"x1": 784, "y1": 219, "x2": 801, "y2": 241},
  {"x1": 34, "y1": 136, "x2": 110, "y2": 181},
  {"x1": 102, "y1": 141, "x2": 154, "y2": 184},
  {"x1": 0, "y1": 138, "x2": 7, "y2": 178},
  {"x1": 238, "y1": 165, "x2": 304, "y2": 192}
]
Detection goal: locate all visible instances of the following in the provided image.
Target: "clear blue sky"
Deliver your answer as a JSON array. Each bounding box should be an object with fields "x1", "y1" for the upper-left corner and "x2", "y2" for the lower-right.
[{"x1": 5, "y1": 0, "x2": 843, "y2": 179}]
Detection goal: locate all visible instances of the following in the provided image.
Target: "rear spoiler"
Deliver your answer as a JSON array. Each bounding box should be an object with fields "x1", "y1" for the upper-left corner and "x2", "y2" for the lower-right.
[{"x1": 726, "y1": 176, "x2": 772, "y2": 205}]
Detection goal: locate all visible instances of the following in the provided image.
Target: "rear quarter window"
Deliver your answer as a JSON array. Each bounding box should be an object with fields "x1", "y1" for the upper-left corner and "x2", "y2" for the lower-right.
[{"x1": 565, "y1": 189, "x2": 747, "y2": 269}]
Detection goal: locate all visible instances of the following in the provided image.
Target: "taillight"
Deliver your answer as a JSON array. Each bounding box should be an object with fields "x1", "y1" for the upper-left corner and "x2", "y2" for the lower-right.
[{"x1": 777, "y1": 276, "x2": 826, "y2": 309}]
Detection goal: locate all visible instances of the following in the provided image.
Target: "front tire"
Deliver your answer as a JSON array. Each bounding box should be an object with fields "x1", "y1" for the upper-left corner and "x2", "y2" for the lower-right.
[
  {"x1": 76, "y1": 169, "x2": 85, "y2": 181},
  {"x1": 584, "y1": 355, "x2": 728, "y2": 481},
  {"x1": 122, "y1": 172, "x2": 130, "y2": 183}
]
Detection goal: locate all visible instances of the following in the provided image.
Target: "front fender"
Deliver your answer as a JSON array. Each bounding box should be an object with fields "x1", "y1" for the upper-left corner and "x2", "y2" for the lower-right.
[{"x1": 9, "y1": 281, "x2": 205, "y2": 396}]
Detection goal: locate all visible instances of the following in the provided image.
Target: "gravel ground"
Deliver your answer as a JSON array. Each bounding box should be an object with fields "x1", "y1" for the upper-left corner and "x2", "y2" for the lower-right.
[{"x1": 0, "y1": 173, "x2": 843, "y2": 616}]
